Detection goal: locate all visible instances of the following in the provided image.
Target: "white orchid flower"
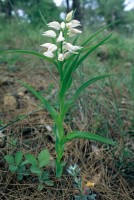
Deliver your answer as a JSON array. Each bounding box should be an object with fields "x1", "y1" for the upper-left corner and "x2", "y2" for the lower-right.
[
  {"x1": 57, "y1": 31, "x2": 65, "y2": 42},
  {"x1": 43, "y1": 51, "x2": 54, "y2": 58},
  {"x1": 68, "y1": 28, "x2": 82, "y2": 37},
  {"x1": 58, "y1": 53, "x2": 64, "y2": 61},
  {"x1": 61, "y1": 22, "x2": 65, "y2": 30},
  {"x1": 41, "y1": 43, "x2": 57, "y2": 52},
  {"x1": 65, "y1": 10, "x2": 73, "y2": 22},
  {"x1": 65, "y1": 42, "x2": 82, "y2": 54},
  {"x1": 43, "y1": 30, "x2": 56, "y2": 38},
  {"x1": 66, "y1": 20, "x2": 81, "y2": 29},
  {"x1": 47, "y1": 21, "x2": 61, "y2": 30}
]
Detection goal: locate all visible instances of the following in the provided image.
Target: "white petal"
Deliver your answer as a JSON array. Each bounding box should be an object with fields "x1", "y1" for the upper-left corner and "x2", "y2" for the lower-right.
[
  {"x1": 65, "y1": 42, "x2": 82, "y2": 54},
  {"x1": 47, "y1": 44, "x2": 57, "y2": 52},
  {"x1": 66, "y1": 20, "x2": 81, "y2": 29},
  {"x1": 70, "y1": 20, "x2": 82, "y2": 28},
  {"x1": 61, "y1": 22, "x2": 65, "y2": 29},
  {"x1": 72, "y1": 45, "x2": 82, "y2": 51},
  {"x1": 43, "y1": 51, "x2": 54, "y2": 58},
  {"x1": 43, "y1": 30, "x2": 56, "y2": 38},
  {"x1": 57, "y1": 31, "x2": 65, "y2": 42},
  {"x1": 58, "y1": 53, "x2": 64, "y2": 61},
  {"x1": 40, "y1": 43, "x2": 52, "y2": 48},
  {"x1": 66, "y1": 22, "x2": 72, "y2": 29},
  {"x1": 41, "y1": 43, "x2": 57, "y2": 52},
  {"x1": 47, "y1": 21, "x2": 61, "y2": 30},
  {"x1": 65, "y1": 42, "x2": 74, "y2": 51},
  {"x1": 66, "y1": 10, "x2": 73, "y2": 22},
  {"x1": 68, "y1": 28, "x2": 82, "y2": 37}
]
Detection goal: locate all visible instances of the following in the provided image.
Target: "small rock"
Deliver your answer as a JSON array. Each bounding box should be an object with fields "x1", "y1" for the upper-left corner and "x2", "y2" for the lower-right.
[
  {"x1": 0, "y1": 76, "x2": 14, "y2": 86},
  {"x1": 46, "y1": 125, "x2": 52, "y2": 132},
  {"x1": 3, "y1": 94, "x2": 17, "y2": 110},
  {"x1": 18, "y1": 87, "x2": 28, "y2": 93},
  {"x1": 124, "y1": 62, "x2": 132, "y2": 68},
  {"x1": 0, "y1": 131, "x2": 6, "y2": 148},
  {"x1": 18, "y1": 92, "x2": 24, "y2": 97}
]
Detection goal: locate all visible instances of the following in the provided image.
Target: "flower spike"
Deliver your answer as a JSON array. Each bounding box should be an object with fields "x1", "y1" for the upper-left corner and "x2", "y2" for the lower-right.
[{"x1": 41, "y1": 10, "x2": 82, "y2": 60}]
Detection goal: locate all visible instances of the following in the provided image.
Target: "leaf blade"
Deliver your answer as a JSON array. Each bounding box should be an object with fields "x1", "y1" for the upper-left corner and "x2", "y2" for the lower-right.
[
  {"x1": 15, "y1": 151, "x2": 23, "y2": 166},
  {"x1": 38, "y1": 149, "x2": 50, "y2": 168},
  {"x1": 25, "y1": 154, "x2": 38, "y2": 166},
  {"x1": 76, "y1": 34, "x2": 112, "y2": 71},
  {"x1": 5, "y1": 155, "x2": 14, "y2": 165},
  {"x1": 82, "y1": 23, "x2": 114, "y2": 47},
  {"x1": 0, "y1": 50, "x2": 55, "y2": 64},
  {"x1": 63, "y1": 131, "x2": 116, "y2": 146},
  {"x1": 20, "y1": 81, "x2": 59, "y2": 123},
  {"x1": 64, "y1": 74, "x2": 112, "y2": 113}
]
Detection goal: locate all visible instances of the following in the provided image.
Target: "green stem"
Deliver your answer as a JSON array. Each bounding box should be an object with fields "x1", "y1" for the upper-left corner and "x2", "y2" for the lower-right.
[{"x1": 55, "y1": 86, "x2": 66, "y2": 177}]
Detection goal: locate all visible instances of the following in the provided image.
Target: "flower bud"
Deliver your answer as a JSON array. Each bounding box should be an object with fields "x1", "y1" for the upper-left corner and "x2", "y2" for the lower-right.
[
  {"x1": 61, "y1": 22, "x2": 65, "y2": 30},
  {"x1": 47, "y1": 21, "x2": 61, "y2": 30},
  {"x1": 65, "y1": 10, "x2": 73, "y2": 22},
  {"x1": 43, "y1": 30, "x2": 56, "y2": 38},
  {"x1": 68, "y1": 28, "x2": 82, "y2": 37}
]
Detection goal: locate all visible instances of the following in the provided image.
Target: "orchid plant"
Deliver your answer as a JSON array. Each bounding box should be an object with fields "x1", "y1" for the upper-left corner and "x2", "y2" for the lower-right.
[{"x1": 1, "y1": 11, "x2": 115, "y2": 178}]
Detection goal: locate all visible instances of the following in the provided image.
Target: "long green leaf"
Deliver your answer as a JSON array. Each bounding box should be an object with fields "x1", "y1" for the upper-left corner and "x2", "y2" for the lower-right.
[
  {"x1": 0, "y1": 49, "x2": 52, "y2": 62},
  {"x1": 64, "y1": 74, "x2": 112, "y2": 113},
  {"x1": 0, "y1": 107, "x2": 44, "y2": 132},
  {"x1": 0, "y1": 50, "x2": 61, "y2": 73},
  {"x1": 63, "y1": 131, "x2": 116, "y2": 146},
  {"x1": 82, "y1": 23, "x2": 114, "y2": 47},
  {"x1": 59, "y1": 35, "x2": 112, "y2": 99},
  {"x1": 75, "y1": 34, "x2": 112, "y2": 71},
  {"x1": 59, "y1": 55, "x2": 80, "y2": 98},
  {"x1": 20, "y1": 81, "x2": 59, "y2": 123}
]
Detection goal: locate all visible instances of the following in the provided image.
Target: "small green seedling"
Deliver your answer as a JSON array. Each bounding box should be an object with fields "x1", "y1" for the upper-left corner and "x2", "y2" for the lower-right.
[
  {"x1": 5, "y1": 151, "x2": 29, "y2": 181},
  {"x1": 25, "y1": 149, "x2": 54, "y2": 190}
]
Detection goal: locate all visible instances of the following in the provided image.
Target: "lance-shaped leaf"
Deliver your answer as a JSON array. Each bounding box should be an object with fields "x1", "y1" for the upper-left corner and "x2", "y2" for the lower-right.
[
  {"x1": 0, "y1": 50, "x2": 61, "y2": 74},
  {"x1": 59, "y1": 55, "x2": 80, "y2": 98},
  {"x1": 59, "y1": 35, "x2": 112, "y2": 99},
  {"x1": 20, "y1": 81, "x2": 59, "y2": 124},
  {"x1": 0, "y1": 50, "x2": 53, "y2": 63},
  {"x1": 63, "y1": 131, "x2": 116, "y2": 146},
  {"x1": 82, "y1": 23, "x2": 114, "y2": 47},
  {"x1": 0, "y1": 108, "x2": 45, "y2": 133},
  {"x1": 64, "y1": 74, "x2": 112, "y2": 114},
  {"x1": 74, "y1": 34, "x2": 112, "y2": 72}
]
